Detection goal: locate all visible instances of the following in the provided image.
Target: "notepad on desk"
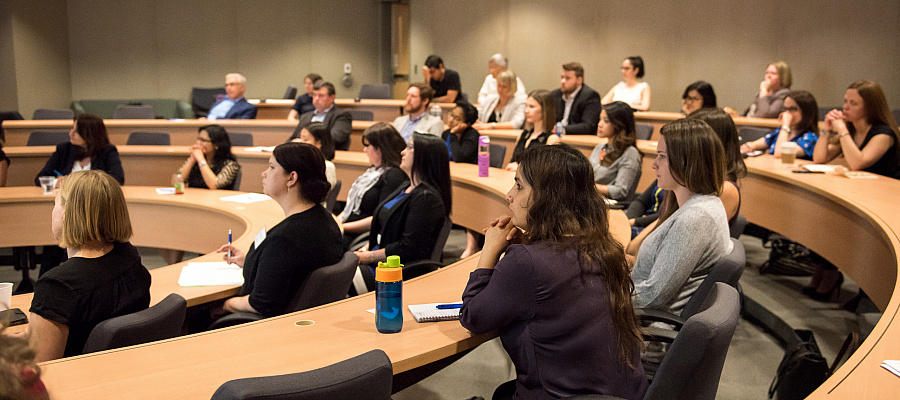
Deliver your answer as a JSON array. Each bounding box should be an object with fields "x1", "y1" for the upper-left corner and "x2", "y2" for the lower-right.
[
  {"x1": 178, "y1": 262, "x2": 244, "y2": 286},
  {"x1": 882, "y1": 360, "x2": 900, "y2": 378},
  {"x1": 408, "y1": 302, "x2": 463, "y2": 322}
]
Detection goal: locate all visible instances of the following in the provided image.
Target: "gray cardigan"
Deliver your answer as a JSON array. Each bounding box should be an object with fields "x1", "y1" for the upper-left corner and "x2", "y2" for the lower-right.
[
  {"x1": 589, "y1": 144, "x2": 642, "y2": 202},
  {"x1": 631, "y1": 194, "x2": 732, "y2": 315}
]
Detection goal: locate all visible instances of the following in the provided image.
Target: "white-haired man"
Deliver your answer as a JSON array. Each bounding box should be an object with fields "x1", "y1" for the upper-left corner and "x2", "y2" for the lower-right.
[
  {"x1": 207, "y1": 73, "x2": 257, "y2": 120},
  {"x1": 476, "y1": 53, "x2": 526, "y2": 104}
]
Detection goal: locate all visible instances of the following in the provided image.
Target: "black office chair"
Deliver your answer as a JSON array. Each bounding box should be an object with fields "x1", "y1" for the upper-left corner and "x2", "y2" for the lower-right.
[
  {"x1": 635, "y1": 122, "x2": 654, "y2": 140},
  {"x1": 738, "y1": 126, "x2": 770, "y2": 144},
  {"x1": 114, "y1": 105, "x2": 155, "y2": 119},
  {"x1": 326, "y1": 180, "x2": 342, "y2": 214},
  {"x1": 230, "y1": 169, "x2": 242, "y2": 191},
  {"x1": 818, "y1": 106, "x2": 838, "y2": 122},
  {"x1": 81, "y1": 293, "x2": 187, "y2": 354},
  {"x1": 27, "y1": 131, "x2": 70, "y2": 146},
  {"x1": 208, "y1": 251, "x2": 360, "y2": 330},
  {"x1": 489, "y1": 143, "x2": 506, "y2": 168},
  {"x1": 228, "y1": 132, "x2": 253, "y2": 147},
  {"x1": 32, "y1": 108, "x2": 74, "y2": 120},
  {"x1": 642, "y1": 283, "x2": 741, "y2": 400},
  {"x1": 283, "y1": 86, "x2": 298, "y2": 100},
  {"x1": 892, "y1": 109, "x2": 900, "y2": 126},
  {"x1": 127, "y1": 132, "x2": 170, "y2": 145},
  {"x1": 358, "y1": 83, "x2": 392, "y2": 100},
  {"x1": 729, "y1": 214, "x2": 747, "y2": 239},
  {"x1": 210, "y1": 349, "x2": 393, "y2": 400},
  {"x1": 349, "y1": 110, "x2": 375, "y2": 121},
  {"x1": 192, "y1": 87, "x2": 227, "y2": 118}
]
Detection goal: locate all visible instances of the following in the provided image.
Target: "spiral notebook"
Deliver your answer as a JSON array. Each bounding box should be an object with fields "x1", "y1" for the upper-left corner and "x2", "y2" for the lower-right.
[{"x1": 408, "y1": 302, "x2": 463, "y2": 322}]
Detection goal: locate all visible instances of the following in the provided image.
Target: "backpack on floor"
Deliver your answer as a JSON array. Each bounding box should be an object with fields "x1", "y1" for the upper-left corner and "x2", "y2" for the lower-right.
[{"x1": 759, "y1": 234, "x2": 815, "y2": 276}]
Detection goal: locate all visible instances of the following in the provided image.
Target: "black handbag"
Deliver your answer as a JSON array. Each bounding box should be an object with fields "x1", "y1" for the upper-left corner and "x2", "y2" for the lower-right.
[
  {"x1": 759, "y1": 234, "x2": 815, "y2": 276},
  {"x1": 768, "y1": 330, "x2": 858, "y2": 399}
]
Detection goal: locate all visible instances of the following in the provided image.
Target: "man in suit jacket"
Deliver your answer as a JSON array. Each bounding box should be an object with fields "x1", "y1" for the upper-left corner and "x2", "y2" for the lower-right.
[
  {"x1": 392, "y1": 83, "x2": 444, "y2": 142},
  {"x1": 288, "y1": 81, "x2": 352, "y2": 150},
  {"x1": 550, "y1": 62, "x2": 601, "y2": 135},
  {"x1": 207, "y1": 73, "x2": 257, "y2": 120}
]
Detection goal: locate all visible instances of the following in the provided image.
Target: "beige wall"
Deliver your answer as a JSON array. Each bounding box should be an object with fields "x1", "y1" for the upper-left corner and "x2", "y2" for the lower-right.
[{"x1": 409, "y1": 0, "x2": 900, "y2": 113}]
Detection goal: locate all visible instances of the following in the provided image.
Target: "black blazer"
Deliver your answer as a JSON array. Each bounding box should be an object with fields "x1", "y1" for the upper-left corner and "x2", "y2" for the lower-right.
[
  {"x1": 442, "y1": 126, "x2": 480, "y2": 164},
  {"x1": 551, "y1": 84, "x2": 601, "y2": 135},
  {"x1": 35, "y1": 142, "x2": 125, "y2": 185},
  {"x1": 368, "y1": 182, "x2": 447, "y2": 263},
  {"x1": 289, "y1": 106, "x2": 353, "y2": 151}
]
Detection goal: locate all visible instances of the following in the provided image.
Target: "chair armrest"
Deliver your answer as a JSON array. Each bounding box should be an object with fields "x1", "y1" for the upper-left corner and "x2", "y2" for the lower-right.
[
  {"x1": 642, "y1": 325, "x2": 678, "y2": 344},
  {"x1": 636, "y1": 308, "x2": 686, "y2": 329},
  {"x1": 208, "y1": 311, "x2": 266, "y2": 330},
  {"x1": 402, "y1": 260, "x2": 443, "y2": 280},
  {"x1": 347, "y1": 232, "x2": 370, "y2": 252}
]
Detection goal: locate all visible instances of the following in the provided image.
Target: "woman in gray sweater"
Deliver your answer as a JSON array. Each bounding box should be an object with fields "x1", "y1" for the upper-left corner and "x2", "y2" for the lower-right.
[
  {"x1": 629, "y1": 118, "x2": 732, "y2": 316},
  {"x1": 589, "y1": 101, "x2": 642, "y2": 202}
]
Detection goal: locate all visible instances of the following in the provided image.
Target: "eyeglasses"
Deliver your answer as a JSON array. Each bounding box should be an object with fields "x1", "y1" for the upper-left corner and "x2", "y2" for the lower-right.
[
  {"x1": 782, "y1": 106, "x2": 800, "y2": 112},
  {"x1": 196, "y1": 136, "x2": 212, "y2": 143},
  {"x1": 683, "y1": 96, "x2": 702, "y2": 103}
]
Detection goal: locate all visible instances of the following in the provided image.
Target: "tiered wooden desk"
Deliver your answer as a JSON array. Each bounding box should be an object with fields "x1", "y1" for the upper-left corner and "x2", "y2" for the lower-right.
[{"x1": 249, "y1": 98, "x2": 457, "y2": 121}]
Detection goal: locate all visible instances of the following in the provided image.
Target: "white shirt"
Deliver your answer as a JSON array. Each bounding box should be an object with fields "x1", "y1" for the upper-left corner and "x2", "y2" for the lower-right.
[
  {"x1": 561, "y1": 85, "x2": 582, "y2": 127},
  {"x1": 477, "y1": 74, "x2": 527, "y2": 104}
]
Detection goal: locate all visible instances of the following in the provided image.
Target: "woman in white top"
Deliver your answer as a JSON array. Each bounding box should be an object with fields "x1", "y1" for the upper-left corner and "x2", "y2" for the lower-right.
[
  {"x1": 601, "y1": 56, "x2": 651, "y2": 111},
  {"x1": 473, "y1": 70, "x2": 527, "y2": 130}
]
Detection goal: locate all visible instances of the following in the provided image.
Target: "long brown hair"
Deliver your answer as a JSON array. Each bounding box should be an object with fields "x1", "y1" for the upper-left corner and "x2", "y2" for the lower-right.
[
  {"x1": 846, "y1": 80, "x2": 900, "y2": 143},
  {"x1": 687, "y1": 108, "x2": 746, "y2": 181},
  {"x1": 518, "y1": 144, "x2": 642, "y2": 368},
  {"x1": 73, "y1": 114, "x2": 111, "y2": 159},
  {"x1": 600, "y1": 101, "x2": 638, "y2": 166},
  {"x1": 525, "y1": 89, "x2": 557, "y2": 134},
  {"x1": 653, "y1": 119, "x2": 725, "y2": 229},
  {"x1": 786, "y1": 90, "x2": 820, "y2": 135}
]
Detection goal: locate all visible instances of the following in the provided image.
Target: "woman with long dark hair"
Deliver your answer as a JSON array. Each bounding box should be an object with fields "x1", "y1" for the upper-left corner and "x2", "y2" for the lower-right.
[
  {"x1": 741, "y1": 90, "x2": 820, "y2": 159},
  {"x1": 174, "y1": 125, "x2": 240, "y2": 190},
  {"x1": 461, "y1": 144, "x2": 647, "y2": 400},
  {"x1": 35, "y1": 114, "x2": 124, "y2": 185},
  {"x1": 590, "y1": 101, "x2": 642, "y2": 202}
]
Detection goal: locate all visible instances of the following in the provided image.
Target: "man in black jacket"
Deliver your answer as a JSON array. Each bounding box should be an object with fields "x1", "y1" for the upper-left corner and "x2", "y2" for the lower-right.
[{"x1": 550, "y1": 62, "x2": 601, "y2": 135}]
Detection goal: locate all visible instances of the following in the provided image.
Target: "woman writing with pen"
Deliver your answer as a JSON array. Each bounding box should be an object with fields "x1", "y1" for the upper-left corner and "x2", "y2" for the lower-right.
[{"x1": 214, "y1": 143, "x2": 342, "y2": 319}]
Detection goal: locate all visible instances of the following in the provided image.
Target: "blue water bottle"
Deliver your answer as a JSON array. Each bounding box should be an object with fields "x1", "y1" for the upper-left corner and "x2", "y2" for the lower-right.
[{"x1": 376, "y1": 255, "x2": 403, "y2": 333}]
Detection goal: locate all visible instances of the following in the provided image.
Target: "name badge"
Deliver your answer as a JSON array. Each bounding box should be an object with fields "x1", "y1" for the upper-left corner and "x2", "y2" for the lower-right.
[{"x1": 254, "y1": 227, "x2": 267, "y2": 249}]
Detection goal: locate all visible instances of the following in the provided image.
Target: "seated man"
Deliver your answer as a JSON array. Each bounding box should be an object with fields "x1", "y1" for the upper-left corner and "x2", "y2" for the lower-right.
[
  {"x1": 477, "y1": 53, "x2": 526, "y2": 104},
  {"x1": 550, "y1": 62, "x2": 601, "y2": 135},
  {"x1": 288, "y1": 81, "x2": 352, "y2": 150},
  {"x1": 207, "y1": 73, "x2": 257, "y2": 120},
  {"x1": 422, "y1": 55, "x2": 461, "y2": 104},
  {"x1": 392, "y1": 83, "x2": 444, "y2": 142}
]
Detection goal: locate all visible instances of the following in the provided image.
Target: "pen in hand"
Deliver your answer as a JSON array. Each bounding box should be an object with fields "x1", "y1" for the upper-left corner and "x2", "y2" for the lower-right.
[{"x1": 227, "y1": 229, "x2": 232, "y2": 258}]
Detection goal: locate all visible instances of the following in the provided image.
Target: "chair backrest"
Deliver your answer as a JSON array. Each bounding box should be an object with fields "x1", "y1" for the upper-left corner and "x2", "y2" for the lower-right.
[
  {"x1": 645, "y1": 283, "x2": 740, "y2": 400},
  {"x1": 680, "y1": 238, "x2": 745, "y2": 319},
  {"x1": 287, "y1": 251, "x2": 360, "y2": 313},
  {"x1": 0, "y1": 111, "x2": 24, "y2": 143},
  {"x1": 32, "y1": 108, "x2": 74, "y2": 120},
  {"x1": 230, "y1": 169, "x2": 243, "y2": 191},
  {"x1": 635, "y1": 122, "x2": 654, "y2": 140},
  {"x1": 210, "y1": 349, "x2": 392, "y2": 400},
  {"x1": 348, "y1": 110, "x2": 374, "y2": 121},
  {"x1": 818, "y1": 106, "x2": 838, "y2": 121},
  {"x1": 192, "y1": 87, "x2": 228, "y2": 118},
  {"x1": 489, "y1": 143, "x2": 506, "y2": 168},
  {"x1": 737, "y1": 126, "x2": 770, "y2": 144},
  {"x1": 127, "y1": 131, "x2": 170, "y2": 146},
  {"x1": 284, "y1": 86, "x2": 298, "y2": 100},
  {"x1": 326, "y1": 180, "x2": 342, "y2": 213},
  {"x1": 27, "y1": 131, "x2": 70, "y2": 146},
  {"x1": 358, "y1": 83, "x2": 392, "y2": 100},
  {"x1": 729, "y1": 214, "x2": 747, "y2": 239},
  {"x1": 228, "y1": 132, "x2": 254, "y2": 147},
  {"x1": 430, "y1": 217, "x2": 453, "y2": 262},
  {"x1": 893, "y1": 109, "x2": 900, "y2": 126},
  {"x1": 114, "y1": 105, "x2": 155, "y2": 119},
  {"x1": 81, "y1": 293, "x2": 187, "y2": 354}
]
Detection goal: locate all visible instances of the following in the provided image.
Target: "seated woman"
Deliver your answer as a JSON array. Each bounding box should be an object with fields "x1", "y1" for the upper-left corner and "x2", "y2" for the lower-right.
[
  {"x1": 174, "y1": 125, "x2": 241, "y2": 190},
  {"x1": 629, "y1": 119, "x2": 732, "y2": 316},
  {"x1": 741, "y1": 90, "x2": 819, "y2": 159},
  {"x1": 590, "y1": 101, "x2": 642, "y2": 202},
  {"x1": 726, "y1": 61, "x2": 791, "y2": 119},
  {"x1": 680, "y1": 80, "x2": 717, "y2": 116},
  {"x1": 35, "y1": 114, "x2": 124, "y2": 185},
  {"x1": 217, "y1": 143, "x2": 343, "y2": 318},
  {"x1": 687, "y1": 109, "x2": 746, "y2": 223},
  {"x1": 287, "y1": 73, "x2": 321, "y2": 120},
  {"x1": 442, "y1": 103, "x2": 481, "y2": 164},
  {"x1": 505, "y1": 89, "x2": 560, "y2": 172},
  {"x1": 339, "y1": 123, "x2": 409, "y2": 247},
  {"x1": 355, "y1": 133, "x2": 452, "y2": 267},
  {"x1": 460, "y1": 144, "x2": 647, "y2": 400},
  {"x1": 814, "y1": 79, "x2": 900, "y2": 179},
  {"x1": 28, "y1": 170, "x2": 151, "y2": 362},
  {"x1": 473, "y1": 70, "x2": 527, "y2": 130},
  {"x1": 601, "y1": 56, "x2": 651, "y2": 111},
  {"x1": 291, "y1": 122, "x2": 337, "y2": 187}
]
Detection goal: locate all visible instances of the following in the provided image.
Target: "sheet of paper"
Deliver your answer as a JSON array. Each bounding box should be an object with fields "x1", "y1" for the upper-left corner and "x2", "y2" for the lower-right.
[
  {"x1": 244, "y1": 146, "x2": 277, "y2": 152},
  {"x1": 156, "y1": 188, "x2": 176, "y2": 195},
  {"x1": 843, "y1": 171, "x2": 878, "y2": 179},
  {"x1": 882, "y1": 360, "x2": 900, "y2": 377},
  {"x1": 178, "y1": 262, "x2": 244, "y2": 286},
  {"x1": 803, "y1": 164, "x2": 838, "y2": 173},
  {"x1": 219, "y1": 193, "x2": 272, "y2": 204}
]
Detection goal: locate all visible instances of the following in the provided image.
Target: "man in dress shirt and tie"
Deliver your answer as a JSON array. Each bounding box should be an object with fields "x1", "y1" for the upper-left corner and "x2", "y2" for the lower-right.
[
  {"x1": 392, "y1": 83, "x2": 444, "y2": 142},
  {"x1": 550, "y1": 62, "x2": 601, "y2": 135},
  {"x1": 207, "y1": 73, "x2": 257, "y2": 120},
  {"x1": 288, "y1": 81, "x2": 352, "y2": 150}
]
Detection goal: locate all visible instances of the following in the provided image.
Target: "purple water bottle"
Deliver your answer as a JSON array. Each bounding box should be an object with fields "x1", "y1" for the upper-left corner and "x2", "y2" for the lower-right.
[{"x1": 478, "y1": 136, "x2": 490, "y2": 177}]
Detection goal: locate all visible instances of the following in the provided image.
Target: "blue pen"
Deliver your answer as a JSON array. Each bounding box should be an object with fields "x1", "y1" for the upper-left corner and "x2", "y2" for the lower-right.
[
  {"x1": 53, "y1": 170, "x2": 63, "y2": 177},
  {"x1": 436, "y1": 303, "x2": 462, "y2": 309},
  {"x1": 227, "y1": 229, "x2": 232, "y2": 258}
]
